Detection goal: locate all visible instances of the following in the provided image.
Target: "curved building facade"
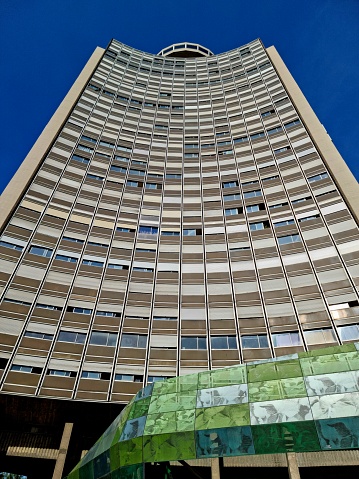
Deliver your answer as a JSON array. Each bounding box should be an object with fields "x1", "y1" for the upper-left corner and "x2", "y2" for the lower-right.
[{"x1": 1, "y1": 38, "x2": 359, "y2": 477}]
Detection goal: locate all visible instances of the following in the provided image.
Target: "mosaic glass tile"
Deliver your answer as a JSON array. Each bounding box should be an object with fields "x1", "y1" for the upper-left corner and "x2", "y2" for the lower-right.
[
  {"x1": 119, "y1": 415, "x2": 146, "y2": 441},
  {"x1": 119, "y1": 437, "x2": 143, "y2": 466},
  {"x1": 248, "y1": 377, "x2": 306, "y2": 402},
  {"x1": 128, "y1": 397, "x2": 151, "y2": 420},
  {"x1": 196, "y1": 426, "x2": 254, "y2": 457},
  {"x1": 252, "y1": 421, "x2": 321, "y2": 454},
  {"x1": 144, "y1": 409, "x2": 195, "y2": 435},
  {"x1": 195, "y1": 404, "x2": 250, "y2": 430},
  {"x1": 310, "y1": 392, "x2": 359, "y2": 420},
  {"x1": 196, "y1": 384, "x2": 248, "y2": 408},
  {"x1": 143, "y1": 431, "x2": 196, "y2": 462},
  {"x1": 111, "y1": 464, "x2": 143, "y2": 479},
  {"x1": 198, "y1": 365, "x2": 247, "y2": 389},
  {"x1": 148, "y1": 390, "x2": 197, "y2": 413},
  {"x1": 250, "y1": 397, "x2": 312, "y2": 425},
  {"x1": 152, "y1": 373, "x2": 198, "y2": 395},
  {"x1": 305, "y1": 370, "x2": 359, "y2": 396},
  {"x1": 316, "y1": 416, "x2": 359, "y2": 450},
  {"x1": 93, "y1": 450, "x2": 110, "y2": 478}
]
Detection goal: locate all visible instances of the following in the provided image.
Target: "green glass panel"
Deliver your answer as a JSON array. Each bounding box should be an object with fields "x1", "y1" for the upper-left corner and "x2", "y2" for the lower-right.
[
  {"x1": 109, "y1": 443, "x2": 120, "y2": 471},
  {"x1": 148, "y1": 390, "x2": 197, "y2": 413},
  {"x1": 119, "y1": 437, "x2": 143, "y2": 466},
  {"x1": 195, "y1": 404, "x2": 250, "y2": 430},
  {"x1": 196, "y1": 426, "x2": 254, "y2": 457},
  {"x1": 252, "y1": 421, "x2": 321, "y2": 454},
  {"x1": 79, "y1": 461, "x2": 94, "y2": 479},
  {"x1": 300, "y1": 354, "x2": 351, "y2": 377},
  {"x1": 144, "y1": 409, "x2": 195, "y2": 435},
  {"x1": 128, "y1": 396, "x2": 151, "y2": 419},
  {"x1": 66, "y1": 469, "x2": 80, "y2": 479},
  {"x1": 247, "y1": 360, "x2": 302, "y2": 383},
  {"x1": 143, "y1": 431, "x2": 196, "y2": 462},
  {"x1": 345, "y1": 351, "x2": 359, "y2": 371},
  {"x1": 93, "y1": 450, "x2": 110, "y2": 478},
  {"x1": 111, "y1": 401, "x2": 134, "y2": 446},
  {"x1": 198, "y1": 365, "x2": 247, "y2": 389},
  {"x1": 280, "y1": 377, "x2": 307, "y2": 399},
  {"x1": 298, "y1": 343, "x2": 355, "y2": 358},
  {"x1": 316, "y1": 416, "x2": 359, "y2": 450},
  {"x1": 120, "y1": 415, "x2": 146, "y2": 441},
  {"x1": 248, "y1": 379, "x2": 282, "y2": 402},
  {"x1": 135, "y1": 383, "x2": 153, "y2": 401},
  {"x1": 111, "y1": 464, "x2": 144, "y2": 479},
  {"x1": 152, "y1": 373, "x2": 198, "y2": 395}
]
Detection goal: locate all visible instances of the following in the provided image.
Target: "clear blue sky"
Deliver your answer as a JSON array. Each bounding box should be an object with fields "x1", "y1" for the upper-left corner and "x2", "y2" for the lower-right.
[{"x1": 0, "y1": 0, "x2": 358, "y2": 194}]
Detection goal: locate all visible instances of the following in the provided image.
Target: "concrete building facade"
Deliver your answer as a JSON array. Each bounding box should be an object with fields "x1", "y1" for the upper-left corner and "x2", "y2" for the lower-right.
[{"x1": 0, "y1": 38, "x2": 359, "y2": 477}]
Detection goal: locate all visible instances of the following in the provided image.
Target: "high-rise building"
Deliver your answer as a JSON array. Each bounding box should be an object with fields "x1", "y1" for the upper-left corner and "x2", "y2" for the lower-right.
[{"x1": 0, "y1": 38, "x2": 359, "y2": 478}]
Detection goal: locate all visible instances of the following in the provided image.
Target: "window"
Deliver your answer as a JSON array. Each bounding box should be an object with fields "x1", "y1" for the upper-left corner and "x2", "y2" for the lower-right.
[
  {"x1": 308, "y1": 172, "x2": 329, "y2": 183},
  {"x1": 284, "y1": 119, "x2": 301, "y2": 129},
  {"x1": 120, "y1": 334, "x2": 147, "y2": 348},
  {"x1": 218, "y1": 149, "x2": 233, "y2": 156},
  {"x1": 29, "y1": 246, "x2": 53, "y2": 257},
  {"x1": 82, "y1": 259, "x2": 104, "y2": 268},
  {"x1": 117, "y1": 145, "x2": 132, "y2": 153},
  {"x1": 129, "y1": 169, "x2": 145, "y2": 176},
  {"x1": 211, "y1": 336, "x2": 237, "y2": 350},
  {"x1": 81, "y1": 371, "x2": 101, "y2": 379},
  {"x1": 0, "y1": 240, "x2": 23, "y2": 251},
  {"x1": 139, "y1": 226, "x2": 158, "y2": 235},
  {"x1": 250, "y1": 221, "x2": 269, "y2": 231},
  {"x1": 274, "y1": 146, "x2": 290, "y2": 154},
  {"x1": 147, "y1": 376, "x2": 170, "y2": 383},
  {"x1": 78, "y1": 144, "x2": 93, "y2": 153},
  {"x1": 96, "y1": 310, "x2": 121, "y2": 317},
  {"x1": 225, "y1": 208, "x2": 240, "y2": 216},
  {"x1": 223, "y1": 194, "x2": 241, "y2": 202},
  {"x1": 274, "y1": 219, "x2": 295, "y2": 227},
  {"x1": 115, "y1": 155, "x2": 129, "y2": 162},
  {"x1": 278, "y1": 234, "x2": 301, "y2": 245},
  {"x1": 222, "y1": 181, "x2": 238, "y2": 188},
  {"x1": 299, "y1": 215, "x2": 319, "y2": 222},
  {"x1": 66, "y1": 306, "x2": 92, "y2": 315},
  {"x1": 108, "y1": 263, "x2": 126, "y2": 270},
  {"x1": 136, "y1": 248, "x2": 156, "y2": 253},
  {"x1": 267, "y1": 126, "x2": 282, "y2": 135},
  {"x1": 261, "y1": 109, "x2": 274, "y2": 117},
  {"x1": 272, "y1": 332, "x2": 302, "y2": 347},
  {"x1": 166, "y1": 174, "x2": 182, "y2": 179},
  {"x1": 24, "y1": 331, "x2": 53, "y2": 341},
  {"x1": 72, "y1": 154, "x2": 89, "y2": 164},
  {"x1": 81, "y1": 135, "x2": 97, "y2": 143},
  {"x1": 146, "y1": 183, "x2": 158, "y2": 189},
  {"x1": 63, "y1": 236, "x2": 84, "y2": 244},
  {"x1": 87, "y1": 174, "x2": 104, "y2": 181},
  {"x1": 36, "y1": 303, "x2": 62, "y2": 311},
  {"x1": 133, "y1": 266, "x2": 154, "y2": 273},
  {"x1": 11, "y1": 365, "x2": 33, "y2": 373},
  {"x1": 262, "y1": 175, "x2": 279, "y2": 182},
  {"x1": 292, "y1": 196, "x2": 312, "y2": 205},
  {"x1": 183, "y1": 229, "x2": 201, "y2": 236},
  {"x1": 250, "y1": 132, "x2": 265, "y2": 140},
  {"x1": 304, "y1": 328, "x2": 336, "y2": 345},
  {"x1": 338, "y1": 324, "x2": 359, "y2": 341},
  {"x1": 115, "y1": 374, "x2": 134, "y2": 381},
  {"x1": 242, "y1": 335, "x2": 269, "y2": 349},
  {"x1": 162, "y1": 231, "x2": 180, "y2": 236},
  {"x1": 90, "y1": 331, "x2": 117, "y2": 347},
  {"x1": 58, "y1": 331, "x2": 86, "y2": 343},
  {"x1": 55, "y1": 254, "x2": 77, "y2": 263},
  {"x1": 48, "y1": 370, "x2": 74, "y2": 377},
  {"x1": 181, "y1": 336, "x2": 206, "y2": 350},
  {"x1": 99, "y1": 140, "x2": 115, "y2": 149},
  {"x1": 269, "y1": 202, "x2": 288, "y2": 209},
  {"x1": 243, "y1": 190, "x2": 261, "y2": 199},
  {"x1": 233, "y1": 136, "x2": 248, "y2": 144},
  {"x1": 242, "y1": 180, "x2": 259, "y2": 186},
  {"x1": 246, "y1": 204, "x2": 259, "y2": 213},
  {"x1": 153, "y1": 316, "x2": 177, "y2": 321},
  {"x1": 110, "y1": 165, "x2": 127, "y2": 173},
  {"x1": 117, "y1": 227, "x2": 134, "y2": 233}
]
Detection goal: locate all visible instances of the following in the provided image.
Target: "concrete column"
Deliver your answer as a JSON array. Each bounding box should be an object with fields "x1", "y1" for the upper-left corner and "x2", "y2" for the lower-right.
[
  {"x1": 52, "y1": 422, "x2": 74, "y2": 479},
  {"x1": 211, "y1": 457, "x2": 220, "y2": 479},
  {"x1": 287, "y1": 452, "x2": 301, "y2": 479}
]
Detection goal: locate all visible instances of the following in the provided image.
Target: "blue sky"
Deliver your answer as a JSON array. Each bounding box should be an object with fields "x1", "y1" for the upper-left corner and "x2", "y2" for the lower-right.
[{"x1": 0, "y1": 0, "x2": 358, "y2": 194}]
